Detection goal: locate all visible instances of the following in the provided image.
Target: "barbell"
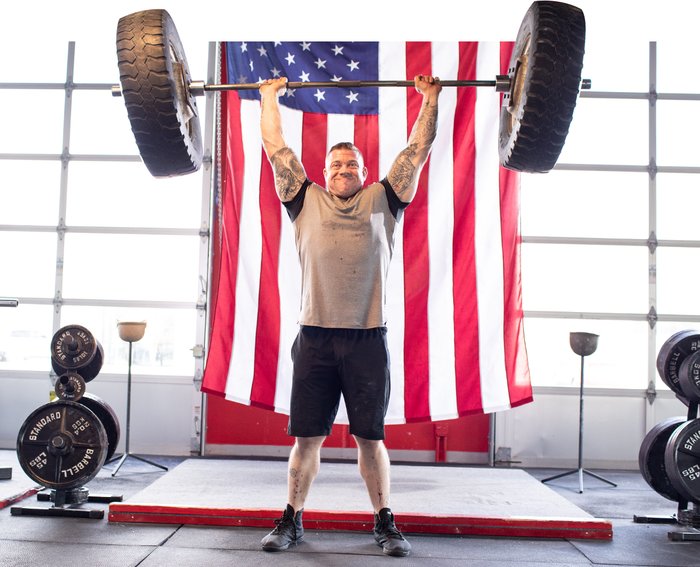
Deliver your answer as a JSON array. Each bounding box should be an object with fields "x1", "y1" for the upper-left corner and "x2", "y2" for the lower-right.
[{"x1": 114, "y1": 1, "x2": 587, "y2": 178}]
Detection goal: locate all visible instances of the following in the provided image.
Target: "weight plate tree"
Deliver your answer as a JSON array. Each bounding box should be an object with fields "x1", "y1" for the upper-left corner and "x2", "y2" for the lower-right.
[
  {"x1": 665, "y1": 418, "x2": 700, "y2": 504},
  {"x1": 115, "y1": 1, "x2": 587, "y2": 177},
  {"x1": 657, "y1": 330, "x2": 700, "y2": 403},
  {"x1": 16, "y1": 400, "x2": 108, "y2": 491},
  {"x1": 638, "y1": 416, "x2": 685, "y2": 502},
  {"x1": 78, "y1": 393, "x2": 121, "y2": 463},
  {"x1": 116, "y1": 9, "x2": 203, "y2": 177}
]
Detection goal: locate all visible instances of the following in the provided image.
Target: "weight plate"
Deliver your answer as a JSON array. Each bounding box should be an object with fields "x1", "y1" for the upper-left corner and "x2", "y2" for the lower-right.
[
  {"x1": 656, "y1": 330, "x2": 700, "y2": 400},
  {"x1": 16, "y1": 400, "x2": 108, "y2": 490},
  {"x1": 116, "y1": 9, "x2": 203, "y2": 177},
  {"x1": 679, "y1": 350, "x2": 700, "y2": 403},
  {"x1": 665, "y1": 418, "x2": 700, "y2": 504},
  {"x1": 638, "y1": 416, "x2": 685, "y2": 502},
  {"x1": 77, "y1": 393, "x2": 121, "y2": 462},
  {"x1": 499, "y1": 1, "x2": 586, "y2": 173},
  {"x1": 54, "y1": 372, "x2": 87, "y2": 402},
  {"x1": 50, "y1": 324, "x2": 98, "y2": 371}
]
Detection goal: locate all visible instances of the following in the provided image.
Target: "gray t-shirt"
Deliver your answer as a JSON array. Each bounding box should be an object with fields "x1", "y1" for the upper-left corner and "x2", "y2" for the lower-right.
[{"x1": 283, "y1": 179, "x2": 407, "y2": 329}]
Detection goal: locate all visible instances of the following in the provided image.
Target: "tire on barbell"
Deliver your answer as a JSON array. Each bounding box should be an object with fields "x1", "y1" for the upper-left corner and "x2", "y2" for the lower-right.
[
  {"x1": 499, "y1": 1, "x2": 586, "y2": 173},
  {"x1": 116, "y1": 9, "x2": 202, "y2": 178}
]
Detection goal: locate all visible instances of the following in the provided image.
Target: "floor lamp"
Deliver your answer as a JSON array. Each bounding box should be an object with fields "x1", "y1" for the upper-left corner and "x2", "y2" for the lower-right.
[
  {"x1": 107, "y1": 321, "x2": 168, "y2": 476},
  {"x1": 542, "y1": 332, "x2": 617, "y2": 493}
]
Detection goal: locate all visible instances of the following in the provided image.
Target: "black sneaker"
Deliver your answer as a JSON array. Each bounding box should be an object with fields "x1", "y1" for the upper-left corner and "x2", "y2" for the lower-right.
[
  {"x1": 261, "y1": 504, "x2": 304, "y2": 551},
  {"x1": 373, "y1": 507, "x2": 411, "y2": 557}
]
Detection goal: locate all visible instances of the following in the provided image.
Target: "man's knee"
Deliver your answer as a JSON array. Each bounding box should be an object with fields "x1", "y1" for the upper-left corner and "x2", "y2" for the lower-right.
[
  {"x1": 354, "y1": 436, "x2": 385, "y2": 454},
  {"x1": 294, "y1": 435, "x2": 326, "y2": 456}
]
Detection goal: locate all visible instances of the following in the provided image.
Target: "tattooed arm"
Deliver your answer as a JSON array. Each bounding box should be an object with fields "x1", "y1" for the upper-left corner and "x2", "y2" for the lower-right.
[
  {"x1": 386, "y1": 75, "x2": 442, "y2": 203},
  {"x1": 259, "y1": 77, "x2": 307, "y2": 202}
]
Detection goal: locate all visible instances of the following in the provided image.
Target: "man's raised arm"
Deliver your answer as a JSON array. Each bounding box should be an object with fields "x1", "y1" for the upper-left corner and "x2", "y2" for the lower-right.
[
  {"x1": 386, "y1": 75, "x2": 442, "y2": 203},
  {"x1": 259, "y1": 77, "x2": 307, "y2": 202}
]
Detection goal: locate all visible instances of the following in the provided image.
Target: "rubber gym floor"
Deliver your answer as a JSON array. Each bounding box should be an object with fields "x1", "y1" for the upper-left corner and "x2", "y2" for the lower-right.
[{"x1": 1, "y1": 453, "x2": 699, "y2": 567}]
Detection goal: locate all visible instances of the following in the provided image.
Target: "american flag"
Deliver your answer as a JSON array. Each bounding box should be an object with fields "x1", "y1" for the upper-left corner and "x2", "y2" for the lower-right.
[{"x1": 202, "y1": 41, "x2": 532, "y2": 424}]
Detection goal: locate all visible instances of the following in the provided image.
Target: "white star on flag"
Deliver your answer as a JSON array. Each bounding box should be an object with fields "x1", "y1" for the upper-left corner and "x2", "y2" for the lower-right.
[
  {"x1": 314, "y1": 90, "x2": 325, "y2": 102},
  {"x1": 346, "y1": 91, "x2": 359, "y2": 103},
  {"x1": 347, "y1": 60, "x2": 360, "y2": 72}
]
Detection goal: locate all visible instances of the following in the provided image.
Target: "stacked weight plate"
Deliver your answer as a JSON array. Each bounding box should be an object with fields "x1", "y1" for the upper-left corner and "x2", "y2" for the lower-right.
[
  {"x1": 15, "y1": 325, "x2": 120, "y2": 506},
  {"x1": 640, "y1": 331, "x2": 700, "y2": 508}
]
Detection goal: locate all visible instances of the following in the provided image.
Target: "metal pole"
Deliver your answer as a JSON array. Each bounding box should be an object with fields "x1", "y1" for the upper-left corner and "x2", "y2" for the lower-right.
[
  {"x1": 125, "y1": 341, "x2": 133, "y2": 455},
  {"x1": 203, "y1": 79, "x2": 499, "y2": 91},
  {"x1": 578, "y1": 354, "x2": 585, "y2": 493}
]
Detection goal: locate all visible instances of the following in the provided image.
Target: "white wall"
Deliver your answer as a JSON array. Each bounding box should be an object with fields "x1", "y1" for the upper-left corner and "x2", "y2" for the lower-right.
[
  {"x1": 496, "y1": 387, "x2": 689, "y2": 469},
  {"x1": 0, "y1": 371, "x2": 197, "y2": 457},
  {"x1": 2, "y1": 371, "x2": 691, "y2": 470}
]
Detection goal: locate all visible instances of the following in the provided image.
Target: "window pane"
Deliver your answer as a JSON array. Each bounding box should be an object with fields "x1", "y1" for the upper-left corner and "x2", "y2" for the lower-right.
[
  {"x1": 62, "y1": 234, "x2": 200, "y2": 302},
  {"x1": 657, "y1": 101, "x2": 700, "y2": 167},
  {"x1": 525, "y1": 318, "x2": 648, "y2": 388},
  {"x1": 66, "y1": 162, "x2": 203, "y2": 229},
  {"x1": 70, "y1": 90, "x2": 140, "y2": 155},
  {"x1": 657, "y1": 173, "x2": 700, "y2": 240},
  {"x1": 657, "y1": 40, "x2": 700, "y2": 94},
  {"x1": 0, "y1": 44, "x2": 68, "y2": 83},
  {"x1": 0, "y1": 232, "x2": 57, "y2": 297},
  {"x1": 0, "y1": 91, "x2": 65, "y2": 153},
  {"x1": 59, "y1": 306, "x2": 198, "y2": 376},
  {"x1": 0, "y1": 304, "x2": 54, "y2": 371},
  {"x1": 0, "y1": 161, "x2": 61, "y2": 225},
  {"x1": 656, "y1": 247, "x2": 700, "y2": 316},
  {"x1": 521, "y1": 171, "x2": 648, "y2": 239},
  {"x1": 73, "y1": 37, "x2": 211, "y2": 88},
  {"x1": 581, "y1": 40, "x2": 649, "y2": 93},
  {"x1": 522, "y1": 244, "x2": 648, "y2": 313},
  {"x1": 556, "y1": 98, "x2": 648, "y2": 165}
]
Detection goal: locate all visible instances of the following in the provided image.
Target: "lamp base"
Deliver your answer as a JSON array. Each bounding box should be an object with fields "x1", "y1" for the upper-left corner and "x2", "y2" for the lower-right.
[
  {"x1": 105, "y1": 452, "x2": 168, "y2": 477},
  {"x1": 541, "y1": 467, "x2": 617, "y2": 493}
]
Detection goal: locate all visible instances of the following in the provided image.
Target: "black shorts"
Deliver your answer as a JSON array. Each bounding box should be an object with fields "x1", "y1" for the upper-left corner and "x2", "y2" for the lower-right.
[{"x1": 288, "y1": 326, "x2": 390, "y2": 441}]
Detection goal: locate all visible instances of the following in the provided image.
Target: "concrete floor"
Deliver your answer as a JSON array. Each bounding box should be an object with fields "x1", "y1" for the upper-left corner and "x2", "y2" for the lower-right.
[{"x1": 1, "y1": 454, "x2": 700, "y2": 566}]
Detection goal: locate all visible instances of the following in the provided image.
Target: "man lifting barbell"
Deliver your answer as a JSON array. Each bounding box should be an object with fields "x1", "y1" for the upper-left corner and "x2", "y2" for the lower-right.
[{"x1": 257, "y1": 74, "x2": 442, "y2": 557}]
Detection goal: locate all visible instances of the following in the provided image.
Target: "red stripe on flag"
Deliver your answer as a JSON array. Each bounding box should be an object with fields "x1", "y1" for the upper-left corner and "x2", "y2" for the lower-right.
[
  {"x1": 201, "y1": 88, "x2": 245, "y2": 396},
  {"x1": 499, "y1": 42, "x2": 532, "y2": 407},
  {"x1": 353, "y1": 114, "x2": 379, "y2": 184},
  {"x1": 250, "y1": 153, "x2": 282, "y2": 409},
  {"x1": 452, "y1": 42, "x2": 482, "y2": 415},
  {"x1": 301, "y1": 113, "x2": 328, "y2": 184},
  {"x1": 402, "y1": 42, "x2": 432, "y2": 422}
]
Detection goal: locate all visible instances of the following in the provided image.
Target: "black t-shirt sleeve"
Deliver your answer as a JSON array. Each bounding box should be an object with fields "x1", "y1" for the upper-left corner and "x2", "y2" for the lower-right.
[
  {"x1": 380, "y1": 178, "x2": 409, "y2": 220},
  {"x1": 282, "y1": 178, "x2": 312, "y2": 221}
]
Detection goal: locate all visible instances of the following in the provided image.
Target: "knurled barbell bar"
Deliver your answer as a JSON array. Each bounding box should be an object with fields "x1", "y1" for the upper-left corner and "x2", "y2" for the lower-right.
[{"x1": 114, "y1": 1, "x2": 587, "y2": 178}]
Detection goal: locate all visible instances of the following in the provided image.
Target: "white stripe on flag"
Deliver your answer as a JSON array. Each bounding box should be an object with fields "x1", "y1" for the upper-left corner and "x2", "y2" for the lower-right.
[
  {"x1": 275, "y1": 104, "x2": 304, "y2": 414},
  {"x1": 380, "y1": 42, "x2": 408, "y2": 425},
  {"x1": 225, "y1": 99, "x2": 264, "y2": 403},
  {"x1": 474, "y1": 43, "x2": 510, "y2": 412},
  {"x1": 427, "y1": 42, "x2": 458, "y2": 420}
]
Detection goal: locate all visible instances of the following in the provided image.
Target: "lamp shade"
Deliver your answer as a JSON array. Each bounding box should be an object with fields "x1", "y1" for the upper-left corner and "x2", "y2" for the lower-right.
[
  {"x1": 117, "y1": 321, "x2": 147, "y2": 343},
  {"x1": 569, "y1": 332, "x2": 599, "y2": 357}
]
